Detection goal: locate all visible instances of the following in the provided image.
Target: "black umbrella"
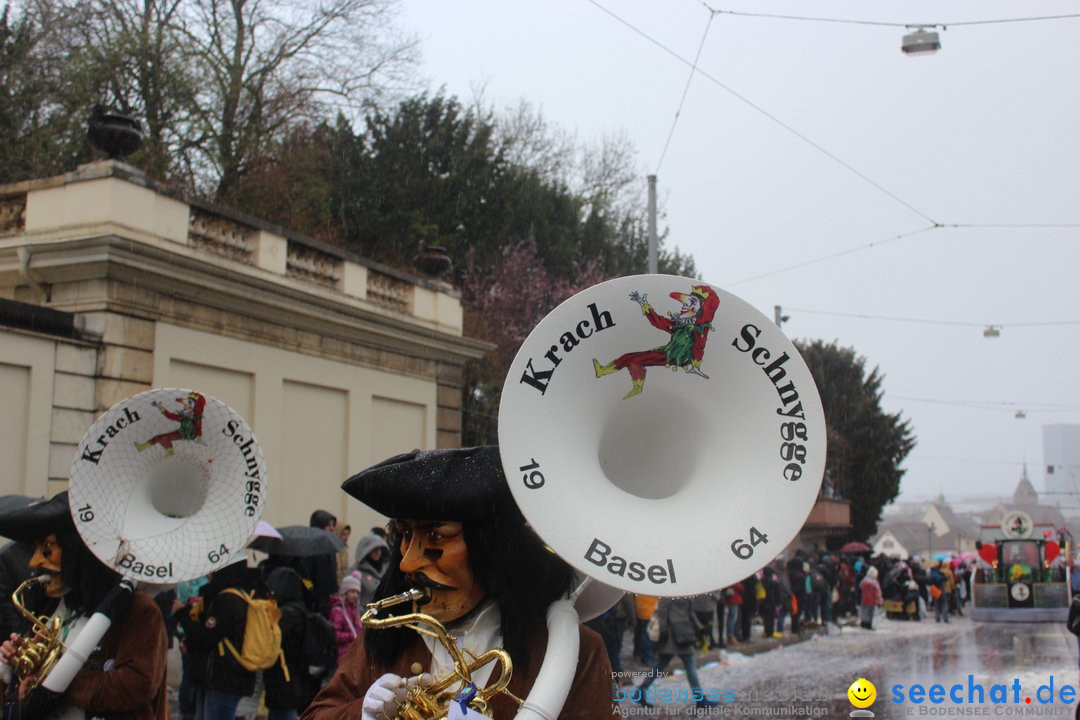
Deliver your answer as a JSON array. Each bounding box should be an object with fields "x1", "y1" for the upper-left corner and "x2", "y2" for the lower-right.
[{"x1": 250, "y1": 525, "x2": 344, "y2": 557}]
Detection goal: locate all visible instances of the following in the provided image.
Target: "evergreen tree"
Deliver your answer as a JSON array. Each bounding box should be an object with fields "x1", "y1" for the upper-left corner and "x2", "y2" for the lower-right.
[{"x1": 795, "y1": 340, "x2": 916, "y2": 542}]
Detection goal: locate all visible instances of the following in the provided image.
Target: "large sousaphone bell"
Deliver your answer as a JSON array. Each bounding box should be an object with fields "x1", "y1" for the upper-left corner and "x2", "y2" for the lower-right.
[
  {"x1": 487, "y1": 275, "x2": 827, "y2": 718},
  {"x1": 14, "y1": 388, "x2": 267, "y2": 693},
  {"x1": 499, "y1": 274, "x2": 827, "y2": 596},
  {"x1": 68, "y1": 388, "x2": 267, "y2": 583}
]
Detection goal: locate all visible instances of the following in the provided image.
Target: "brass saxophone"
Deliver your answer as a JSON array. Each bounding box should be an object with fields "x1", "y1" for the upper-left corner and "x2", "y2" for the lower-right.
[
  {"x1": 361, "y1": 589, "x2": 522, "y2": 719},
  {"x1": 8, "y1": 576, "x2": 65, "y2": 689}
]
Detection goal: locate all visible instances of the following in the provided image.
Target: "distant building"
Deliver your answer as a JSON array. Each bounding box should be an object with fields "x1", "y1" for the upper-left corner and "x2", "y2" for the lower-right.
[
  {"x1": 1044, "y1": 424, "x2": 1080, "y2": 502},
  {"x1": 872, "y1": 525, "x2": 919, "y2": 559},
  {"x1": 979, "y1": 464, "x2": 1066, "y2": 543},
  {"x1": 873, "y1": 494, "x2": 978, "y2": 558}
]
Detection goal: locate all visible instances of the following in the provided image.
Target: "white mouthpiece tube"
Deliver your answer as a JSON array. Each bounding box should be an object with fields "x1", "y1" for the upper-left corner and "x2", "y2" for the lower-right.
[
  {"x1": 40, "y1": 613, "x2": 110, "y2": 692},
  {"x1": 42, "y1": 580, "x2": 135, "y2": 693},
  {"x1": 513, "y1": 598, "x2": 580, "y2": 720}
]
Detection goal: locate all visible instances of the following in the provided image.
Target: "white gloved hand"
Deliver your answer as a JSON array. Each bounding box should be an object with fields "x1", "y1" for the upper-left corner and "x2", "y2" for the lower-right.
[{"x1": 361, "y1": 672, "x2": 405, "y2": 720}]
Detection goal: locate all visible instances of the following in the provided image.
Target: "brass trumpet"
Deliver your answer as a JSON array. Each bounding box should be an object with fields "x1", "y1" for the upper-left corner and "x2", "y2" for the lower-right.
[
  {"x1": 362, "y1": 589, "x2": 522, "y2": 719},
  {"x1": 8, "y1": 576, "x2": 65, "y2": 689}
]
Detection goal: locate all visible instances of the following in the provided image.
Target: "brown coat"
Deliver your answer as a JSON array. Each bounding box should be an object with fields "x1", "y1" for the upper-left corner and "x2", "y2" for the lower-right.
[
  {"x1": 63, "y1": 590, "x2": 170, "y2": 720},
  {"x1": 302, "y1": 624, "x2": 615, "y2": 720}
]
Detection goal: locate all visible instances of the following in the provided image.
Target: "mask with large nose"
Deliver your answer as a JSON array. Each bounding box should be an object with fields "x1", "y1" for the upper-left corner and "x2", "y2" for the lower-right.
[
  {"x1": 29, "y1": 533, "x2": 68, "y2": 598},
  {"x1": 395, "y1": 519, "x2": 485, "y2": 623}
]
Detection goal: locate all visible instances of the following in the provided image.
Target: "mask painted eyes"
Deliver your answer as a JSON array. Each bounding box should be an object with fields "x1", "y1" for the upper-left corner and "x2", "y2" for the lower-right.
[{"x1": 396, "y1": 522, "x2": 462, "y2": 546}]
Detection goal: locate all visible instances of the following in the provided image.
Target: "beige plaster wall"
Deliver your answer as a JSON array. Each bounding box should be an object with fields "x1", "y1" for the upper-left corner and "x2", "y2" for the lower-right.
[
  {"x1": 0, "y1": 332, "x2": 60, "y2": 499},
  {"x1": 153, "y1": 322, "x2": 433, "y2": 537}
]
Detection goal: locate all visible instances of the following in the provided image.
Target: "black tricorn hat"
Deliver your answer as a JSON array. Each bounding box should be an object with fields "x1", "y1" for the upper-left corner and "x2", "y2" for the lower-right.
[
  {"x1": 342, "y1": 446, "x2": 524, "y2": 525},
  {"x1": 0, "y1": 491, "x2": 73, "y2": 542}
]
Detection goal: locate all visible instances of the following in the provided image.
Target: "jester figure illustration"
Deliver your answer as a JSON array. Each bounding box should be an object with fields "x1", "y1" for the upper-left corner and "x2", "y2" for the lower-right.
[
  {"x1": 593, "y1": 284, "x2": 720, "y2": 398},
  {"x1": 134, "y1": 391, "x2": 206, "y2": 455}
]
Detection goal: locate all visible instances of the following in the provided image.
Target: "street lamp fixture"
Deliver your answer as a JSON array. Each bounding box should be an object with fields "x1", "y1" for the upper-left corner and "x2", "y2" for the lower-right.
[
  {"x1": 902, "y1": 27, "x2": 942, "y2": 56},
  {"x1": 983, "y1": 325, "x2": 1001, "y2": 338}
]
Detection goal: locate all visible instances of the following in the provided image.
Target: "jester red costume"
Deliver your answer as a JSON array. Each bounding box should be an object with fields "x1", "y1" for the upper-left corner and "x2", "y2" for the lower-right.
[
  {"x1": 135, "y1": 391, "x2": 205, "y2": 455},
  {"x1": 594, "y1": 284, "x2": 720, "y2": 398}
]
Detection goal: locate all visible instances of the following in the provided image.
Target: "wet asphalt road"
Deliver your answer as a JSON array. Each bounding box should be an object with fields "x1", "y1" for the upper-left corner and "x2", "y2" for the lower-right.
[{"x1": 614, "y1": 614, "x2": 1080, "y2": 719}]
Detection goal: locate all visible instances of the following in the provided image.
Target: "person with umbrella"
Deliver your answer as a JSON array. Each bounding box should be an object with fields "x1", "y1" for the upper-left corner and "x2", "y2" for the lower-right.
[{"x1": 304, "y1": 511, "x2": 340, "y2": 616}]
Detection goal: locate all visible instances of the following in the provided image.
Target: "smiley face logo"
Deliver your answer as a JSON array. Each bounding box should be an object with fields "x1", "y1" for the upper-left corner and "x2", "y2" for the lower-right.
[{"x1": 848, "y1": 678, "x2": 876, "y2": 709}]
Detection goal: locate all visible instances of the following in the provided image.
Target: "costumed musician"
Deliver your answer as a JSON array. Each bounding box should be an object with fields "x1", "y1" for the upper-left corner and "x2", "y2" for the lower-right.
[
  {"x1": 301, "y1": 446, "x2": 616, "y2": 720},
  {"x1": 0, "y1": 492, "x2": 169, "y2": 720}
]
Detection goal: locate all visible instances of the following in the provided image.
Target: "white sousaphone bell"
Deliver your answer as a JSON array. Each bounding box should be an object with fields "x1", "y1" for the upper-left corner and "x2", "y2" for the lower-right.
[
  {"x1": 495, "y1": 275, "x2": 827, "y2": 719},
  {"x1": 38, "y1": 388, "x2": 267, "y2": 692},
  {"x1": 495, "y1": 275, "x2": 826, "y2": 718},
  {"x1": 499, "y1": 274, "x2": 827, "y2": 597}
]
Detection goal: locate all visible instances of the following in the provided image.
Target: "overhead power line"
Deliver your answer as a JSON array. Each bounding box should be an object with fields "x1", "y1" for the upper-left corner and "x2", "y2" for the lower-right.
[
  {"x1": 584, "y1": 0, "x2": 937, "y2": 224},
  {"x1": 724, "y1": 222, "x2": 1079, "y2": 287},
  {"x1": 699, "y1": 6, "x2": 1080, "y2": 30},
  {"x1": 655, "y1": 11, "x2": 715, "y2": 175},
  {"x1": 784, "y1": 308, "x2": 1080, "y2": 330},
  {"x1": 942, "y1": 223, "x2": 1080, "y2": 229},
  {"x1": 889, "y1": 396, "x2": 1080, "y2": 413},
  {"x1": 586, "y1": 0, "x2": 1080, "y2": 286},
  {"x1": 725, "y1": 225, "x2": 938, "y2": 286}
]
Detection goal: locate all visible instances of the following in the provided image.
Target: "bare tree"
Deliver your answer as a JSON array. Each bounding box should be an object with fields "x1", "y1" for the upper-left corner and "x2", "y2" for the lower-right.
[
  {"x1": 495, "y1": 99, "x2": 576, "y2": 185},
  {"x1": 576, "y1": 129, "x2": 641, "y2": 217},
  {"x1": 180, "y1": 0, "x2": 418, "y2": 200},
  {"x1": 1, "y1": 0, "x2": 100, "y2": 180},
  {"x1": 65, "y1": 0, "x2": 201, "y2": 182},
  {"x1": 8, "y1": 0, "x2": 416, "y2": 196}
]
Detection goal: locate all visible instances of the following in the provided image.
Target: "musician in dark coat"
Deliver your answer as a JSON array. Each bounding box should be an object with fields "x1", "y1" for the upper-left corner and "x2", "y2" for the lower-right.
[
  {"x1": 0, "y1": 539, "x2": 32, "y2": 640},
  {"x1": 301, "y1": 446, "x2": 615, "y2": 720},
  {"x1": 0, "y1": 492, "x2": 169, "y2": 720}
]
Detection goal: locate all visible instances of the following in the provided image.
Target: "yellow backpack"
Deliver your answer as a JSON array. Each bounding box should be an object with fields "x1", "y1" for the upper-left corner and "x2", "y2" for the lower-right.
[{"x1": 216, "y1": 588, "x2": 289, "y2": 681}]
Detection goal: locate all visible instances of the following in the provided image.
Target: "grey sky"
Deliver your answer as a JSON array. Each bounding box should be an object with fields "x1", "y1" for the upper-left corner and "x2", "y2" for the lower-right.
[{"x1": 400, "y1": 0, "x2": 1080, "y2": 507}]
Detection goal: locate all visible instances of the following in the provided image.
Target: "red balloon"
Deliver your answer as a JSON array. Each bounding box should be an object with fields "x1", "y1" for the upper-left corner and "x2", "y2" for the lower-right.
[
  {"x1": 1045, "y1": 541, "x2": 1060, "y2": 564},
  {"x1": 979, "y1": 544, "x2": 998, "y2": 565}
]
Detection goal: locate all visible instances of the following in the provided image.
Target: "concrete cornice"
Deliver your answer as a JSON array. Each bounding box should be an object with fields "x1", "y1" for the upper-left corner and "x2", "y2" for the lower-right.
[
  {"x1": 1, "y1": 233, "x2": 491, "y2": 364},
  {"x1": 0, "y1": 160, "x2": 458, "y2": 296}
]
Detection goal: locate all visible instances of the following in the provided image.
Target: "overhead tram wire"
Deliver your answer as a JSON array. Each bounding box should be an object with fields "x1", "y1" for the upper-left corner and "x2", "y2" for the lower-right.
[
  {"x1": 584, "y1": 0, "x2": 938, "y2": 226},
  {"x1": 888, "y1": 396, "x2": 1080, "y2": 413},
  {"x1": 723, "y1": 219, "x2": 1079, "y2": 287},
  {"x1": 587, "y1": 0, "x2": 1080, "y2": 287},
  {"x1": 698, "y1": 7, "x2": 1080, "y2": 29},
  {"x1": 942, "y1": 222, "x2": 1080, "y2": 229},
  {"x1": 723, "y1": 225, "x2": 938, "y2": 287},
  {"x1": 780, "y1": 308, "x2": 1080, "y2": 330},
  {"x1": 655, "y1": 8, "x2": 716, "y2": 175}
]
